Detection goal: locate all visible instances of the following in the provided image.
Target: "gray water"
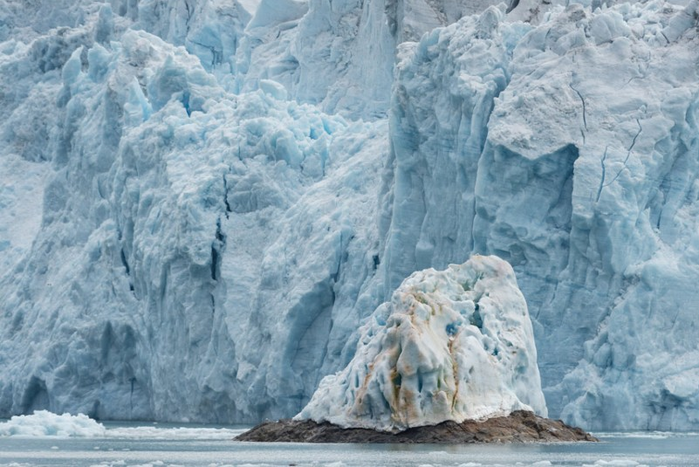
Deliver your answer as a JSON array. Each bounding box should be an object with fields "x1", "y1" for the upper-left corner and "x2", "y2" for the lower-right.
[{"x1": 0, "y1": 424, "x2": 698, "y2": 467}]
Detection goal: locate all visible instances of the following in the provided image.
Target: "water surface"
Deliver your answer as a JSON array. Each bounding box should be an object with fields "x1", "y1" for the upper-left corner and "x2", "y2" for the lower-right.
[{"x1": 0, "y1": 422, "x2": 697, "y2": 467}]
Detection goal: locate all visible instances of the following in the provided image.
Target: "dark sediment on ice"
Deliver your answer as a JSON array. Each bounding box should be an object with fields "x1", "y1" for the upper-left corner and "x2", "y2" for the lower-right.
[{"x1": 235, "y1": 410, "x2": 598, "y2": 443}]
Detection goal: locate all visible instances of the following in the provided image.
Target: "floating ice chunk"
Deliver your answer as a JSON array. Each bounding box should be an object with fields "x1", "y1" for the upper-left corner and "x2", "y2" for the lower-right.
[
  {"x1": 0, "y1": 411, "x2": 106, "y2": 438},
  {"x1": 296, "y1": 255, "x2": 546, "y2": 432},
  {"x1": 583, "y1": 460, "x2": 646, "y2": 467},
  {"x1": 104, "y1": 426, "x2": 245, "y2": 440},
  {"x1": 0, "y1": 411, "x2": 246, "y2": 440}
]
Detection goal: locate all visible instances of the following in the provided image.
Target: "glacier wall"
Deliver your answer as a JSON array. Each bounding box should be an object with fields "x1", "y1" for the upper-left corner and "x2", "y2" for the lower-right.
[
  {"x1": 384, "y1": 1, "x2": 699, "y2": 430},
  {"x1": 0, "y1": 0, "x2": 387, "y2": 422},
  {"x1": 235, "y1": 0, "x2": 506, "y2": 118},
  {"x1": 1, "y1": 0, "x2": 699, "y2": 431}
]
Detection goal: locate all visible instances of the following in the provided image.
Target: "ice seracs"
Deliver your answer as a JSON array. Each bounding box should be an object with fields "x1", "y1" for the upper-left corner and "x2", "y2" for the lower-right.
[
  {"x1": 296, "y1": 256, "x2": 546, "y2": 432},
  {"x1": 1, "y1": 0, "x2": 699, "y2": 432},
  {"x1": 385, "y1": 0, "x2": 699, "y2": 430}
]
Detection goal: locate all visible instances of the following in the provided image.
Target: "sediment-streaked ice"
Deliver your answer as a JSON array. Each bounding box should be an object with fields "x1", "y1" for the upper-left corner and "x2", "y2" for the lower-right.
[{"x1": 297, "y1": 256, "x2": 546, "y2": 431}]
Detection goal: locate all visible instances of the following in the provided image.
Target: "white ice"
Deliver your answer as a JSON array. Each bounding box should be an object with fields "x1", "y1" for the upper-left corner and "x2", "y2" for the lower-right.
[
  {"x1": 0, "y1": 411, "x2": 243, "y2": 440},
  {"x1": 297, "y1": 256, "x2": 546, "y2": 431},
  {"x1": 0, "y1": 411, "x2": 106, "y2": 437}
]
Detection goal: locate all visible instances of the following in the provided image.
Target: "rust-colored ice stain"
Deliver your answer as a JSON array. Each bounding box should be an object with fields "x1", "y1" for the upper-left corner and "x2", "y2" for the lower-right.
[
  {"x1": 389, "y1": 366, "x2": 401, "y2": 404},
  {"x1": 448, "y1": 333, "x2": 460, "y2": 413},
  {"x1": 353, "y1": 361, "x2": 375, "y2": 412},
  {"x1": 352, "y1": 286, "x2": 474, "y2": 427},
  {"x1": 393, "y1": 386, "x2": 421, "y2": 423}
]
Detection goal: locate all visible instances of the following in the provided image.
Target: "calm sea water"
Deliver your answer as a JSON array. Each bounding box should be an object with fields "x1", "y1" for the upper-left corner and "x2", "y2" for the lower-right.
[{"x1": 0, "y1": 422, "x2": 697, "y2": 467}]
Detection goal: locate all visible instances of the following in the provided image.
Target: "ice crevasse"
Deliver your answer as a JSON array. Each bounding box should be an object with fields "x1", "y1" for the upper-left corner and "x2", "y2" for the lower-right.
[{"x1": 0, "y1": 0, "x2": 698, "y2": 432}]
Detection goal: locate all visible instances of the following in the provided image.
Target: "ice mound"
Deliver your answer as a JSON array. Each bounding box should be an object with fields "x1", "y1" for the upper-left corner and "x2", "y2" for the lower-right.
[
  {"x1": 296, "y1": 255, "x2": 546, "y2": 432},
  {"x1": 0, "y1": 410, "x2": 106, "y2": 437}
]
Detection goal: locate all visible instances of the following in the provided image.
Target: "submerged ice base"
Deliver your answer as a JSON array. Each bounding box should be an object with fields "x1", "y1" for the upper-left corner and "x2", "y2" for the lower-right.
[{"x1": 297, "y1": 256, "x2": 546, "y2": 432}]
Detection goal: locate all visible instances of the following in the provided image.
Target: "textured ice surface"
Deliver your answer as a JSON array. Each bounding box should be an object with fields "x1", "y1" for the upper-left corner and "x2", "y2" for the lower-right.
[
  {"x1": 235, "y1": 0, "x2": 507, "y2": 118},
  {"x1": 0, "y1": 411, "x2": 241, "y2": 439},
  {"x1": 0, "y1": 12, "x2": 386, "y2": 422},
  {"x1": 0, "y1": 411, "x2": 106, "y2": 437},
  {"x1": 1, "y1": 0, "x2": 699, "y2": 431},
  {"x1": 297, "y1": 256, "x2": 546, "y2": 431},
  {"x1": 385, "y1": 1, "x2": 699, "y2": 430}
]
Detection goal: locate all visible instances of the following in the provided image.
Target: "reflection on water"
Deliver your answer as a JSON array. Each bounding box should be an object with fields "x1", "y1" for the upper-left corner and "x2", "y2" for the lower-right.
[{"x1": 0, "y1": 424, "x2": 697, "y2": 467}]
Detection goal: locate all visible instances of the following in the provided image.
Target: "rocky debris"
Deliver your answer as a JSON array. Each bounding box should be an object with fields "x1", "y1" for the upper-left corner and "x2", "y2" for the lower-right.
[{"x1": 236, "y1": 410, "x2": 598, "y2": 443}]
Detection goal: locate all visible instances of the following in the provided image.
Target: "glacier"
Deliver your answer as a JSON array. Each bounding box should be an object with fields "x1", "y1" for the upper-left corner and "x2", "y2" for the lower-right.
[
  {"x1": 0, "y1": 0, "x2": 698, "y2": 431},
  {"x1": 297, "y1": 256, "x2": 547, "y2": 431},
  {"x1": 384, "y1": 0, "x2": 699, "y2": 430}
]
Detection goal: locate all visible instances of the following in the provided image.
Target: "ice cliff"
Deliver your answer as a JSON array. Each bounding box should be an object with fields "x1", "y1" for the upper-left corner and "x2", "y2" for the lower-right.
[
  {"x1": 297, "y1": 256, "x2": 547, "y2": 431},
  {"x1": 385, "y1": 0, "x2": 699, "y2": 430},
  {"x1": 1, "y1": 0, "x2": 698, "y2": 431}
]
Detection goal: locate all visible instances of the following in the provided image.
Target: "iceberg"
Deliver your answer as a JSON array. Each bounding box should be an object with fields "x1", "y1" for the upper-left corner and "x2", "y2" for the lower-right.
[
  {"x1": 296, "y1": 256, "x2": 547, "y2": 432},
  {"x1": 0, "y1": 410, "x2": 240, "y2": 439},
  {"x1": 0, "y1": 410, "x2": 106, "y2": 437}
]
